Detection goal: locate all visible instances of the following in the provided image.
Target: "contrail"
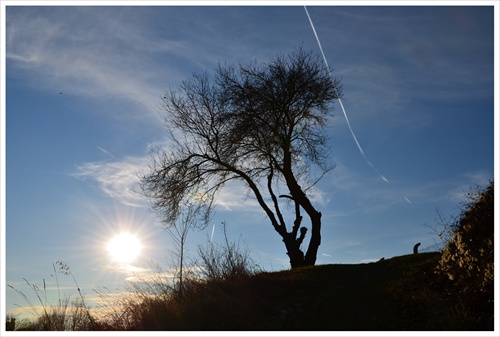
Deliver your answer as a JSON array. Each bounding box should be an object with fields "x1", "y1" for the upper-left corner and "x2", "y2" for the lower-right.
[
  {"x1": 97, "y1": 146, "x2": 118, "y2": 160},
  {"x1": 304, "y1": 6, "x2": 389, "y2": 184},
  {"x1": 210, "y1": 223, "x2": 215, "y2": 242},
  {"x1": 403, "y1": 196, "x2": 414, "y2": 207}
]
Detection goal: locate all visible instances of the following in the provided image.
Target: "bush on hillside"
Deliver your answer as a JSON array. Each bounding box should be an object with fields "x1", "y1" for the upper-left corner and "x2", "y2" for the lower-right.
[
  {"x1": 437, "y1": 180, "x2": 494, "y2": 310},
  {"x1": 196, "y1": 222, "x2": 260, "y2": 282}
]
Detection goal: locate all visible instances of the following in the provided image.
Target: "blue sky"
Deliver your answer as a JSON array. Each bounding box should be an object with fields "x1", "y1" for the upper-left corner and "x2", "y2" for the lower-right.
[{"x1": 2, "y1": 2, "x2": 498, "y2": 321}]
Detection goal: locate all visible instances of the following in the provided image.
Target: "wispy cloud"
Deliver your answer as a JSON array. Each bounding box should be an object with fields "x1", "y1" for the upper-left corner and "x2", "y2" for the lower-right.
[
  {"x1": 102, "y1": 262, "x2": 155, "y2": 279},
  {"x1": 6, "y1": 7, "x2": 193, "y2": 125},
  {"x1": 6, "y1": 7, "x2": 287, "y2": 124},
  {"x1": 71, "y1": 156, "x2": 149, "y2": 207},
  {"x1": 71, "y1": 155, "x2": 268, "y2": 213},
  {"x1": 215, "y1": 182, "x2": 260, "y2": 211}
]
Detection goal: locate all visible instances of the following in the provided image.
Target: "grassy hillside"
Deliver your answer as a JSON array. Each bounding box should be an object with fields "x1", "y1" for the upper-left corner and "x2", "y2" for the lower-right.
[
  {"x1": 127, "y1": 251, "x2": 492, "y2": 331},
  {"x1": 8, "y1": 251, "x2": 493, "y2": 331}
]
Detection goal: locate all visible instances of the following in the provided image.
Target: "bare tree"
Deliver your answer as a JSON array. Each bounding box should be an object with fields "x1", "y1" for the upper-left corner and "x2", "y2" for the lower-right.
[{"x1": 141, "y1": 48, "x2": 342, "y2": 268}]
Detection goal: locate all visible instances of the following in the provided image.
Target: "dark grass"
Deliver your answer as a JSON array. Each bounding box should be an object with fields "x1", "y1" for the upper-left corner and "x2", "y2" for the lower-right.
[
  {"x1": 8, "y1": 251, "x2": 493, "y2": 331},
  {"x1": 246, "y1": 252, "x2": 444, "y2": 331},
  {"x1": 128, "y1": 251, "x2": 492, "y2": 331}
]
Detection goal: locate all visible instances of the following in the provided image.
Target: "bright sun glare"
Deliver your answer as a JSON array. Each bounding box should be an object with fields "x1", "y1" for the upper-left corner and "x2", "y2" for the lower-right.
[{"x1": 107, "y1": 232, "x2": 142, "y2": 264}]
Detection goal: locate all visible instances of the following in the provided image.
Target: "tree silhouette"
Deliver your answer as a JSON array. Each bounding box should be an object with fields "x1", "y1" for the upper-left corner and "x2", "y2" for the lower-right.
[{"x1": 141, "y1": 48, "x2": 342, "y2": 268}]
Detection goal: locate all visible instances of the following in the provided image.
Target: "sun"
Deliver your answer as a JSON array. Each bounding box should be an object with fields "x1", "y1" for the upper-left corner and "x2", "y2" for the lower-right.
[{"x1": 107, "y1": 232, "x2": 142, "y2": 264}]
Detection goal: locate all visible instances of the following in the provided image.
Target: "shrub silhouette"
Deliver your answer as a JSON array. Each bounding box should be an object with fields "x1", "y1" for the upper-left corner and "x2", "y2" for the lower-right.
[{"x1": 437, "y1": 180, "x2": 493, "y2": 315}]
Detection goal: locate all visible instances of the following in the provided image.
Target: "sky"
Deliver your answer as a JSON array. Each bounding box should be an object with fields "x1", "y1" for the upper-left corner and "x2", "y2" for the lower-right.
[{"x1": 1, "y1": 1, "x2": 498, "y2": 323}]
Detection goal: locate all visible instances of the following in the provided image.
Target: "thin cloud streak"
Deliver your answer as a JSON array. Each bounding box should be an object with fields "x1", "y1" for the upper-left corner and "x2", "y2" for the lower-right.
[{"x1": 71, "y1": 156, "x2": 149, "y2": 208}]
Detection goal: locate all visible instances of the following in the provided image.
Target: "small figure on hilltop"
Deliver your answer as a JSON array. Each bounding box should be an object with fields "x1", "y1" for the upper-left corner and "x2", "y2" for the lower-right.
[{"x1": 413, "y1": 242, "x2": 421, "y2": 255}]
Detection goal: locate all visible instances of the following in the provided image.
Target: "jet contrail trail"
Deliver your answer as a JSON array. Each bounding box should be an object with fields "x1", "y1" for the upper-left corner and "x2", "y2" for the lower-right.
[
  {"x1": 97, "y1": 146, "x2": 118, "y2": 160},
  {"x1": 210, "y1": 223, "x2": 215, "y2": 242},
  {"x1": 304, "y1": 6, "x2": 389, "y2": 184},
  {"x1": 404, "y1": 196, "x2": 414, "y2": 206}
]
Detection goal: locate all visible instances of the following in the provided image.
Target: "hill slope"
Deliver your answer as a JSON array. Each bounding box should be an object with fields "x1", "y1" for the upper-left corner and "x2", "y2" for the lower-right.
[{"x1": 130, "y1": 251, "x2": 492, "y2": 331}]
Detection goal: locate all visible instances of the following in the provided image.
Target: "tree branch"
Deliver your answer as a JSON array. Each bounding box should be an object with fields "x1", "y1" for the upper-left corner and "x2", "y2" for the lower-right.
[{"x1": 267, "y1": 166, "x2": 287, "y2": 232}]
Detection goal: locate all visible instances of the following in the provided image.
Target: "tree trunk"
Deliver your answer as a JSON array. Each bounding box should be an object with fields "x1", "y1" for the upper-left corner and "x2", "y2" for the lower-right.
[
  {"x1": 304, "y1": 210, "x2": 321, "y2": 266},
  {"x1": 282, "y1": 234, "x2": 306, "y2": 268},
  {"x1": 282, "y1": 168, "x2": 322, "y2": 268}
]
